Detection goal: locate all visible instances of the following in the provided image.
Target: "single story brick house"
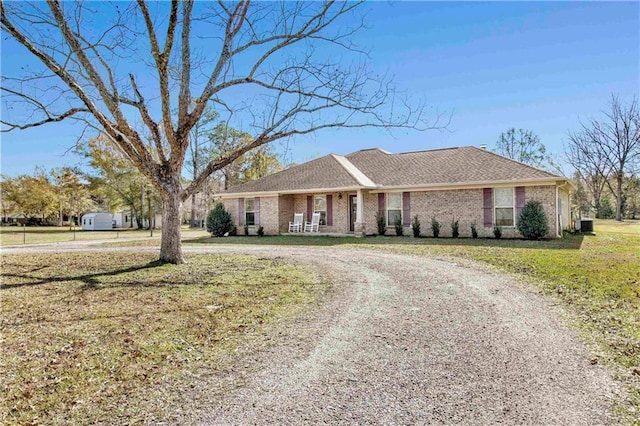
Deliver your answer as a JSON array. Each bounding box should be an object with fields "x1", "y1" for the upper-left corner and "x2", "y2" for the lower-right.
[{"x1": 219, "y1": 146, "x2": 572, "y2": 238}]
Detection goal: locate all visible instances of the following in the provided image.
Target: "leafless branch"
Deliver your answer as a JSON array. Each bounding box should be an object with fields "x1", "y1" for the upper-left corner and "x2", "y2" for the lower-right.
[{"x1": 2, "y1": 1, "x2": 444, "y2": 262}]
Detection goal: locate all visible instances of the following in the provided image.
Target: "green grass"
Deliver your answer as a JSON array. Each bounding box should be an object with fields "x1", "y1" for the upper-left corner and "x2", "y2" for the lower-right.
[
  {"x1": 0, "y1": 225, "x2": 209, "y2": 246},
  {"x1": 4, "y1": 221, "x2": 638, "y2": 422},
  {"x1": 183, "y1": 219, "x2": 640, "y2": 422},
  {"x1": 0, "y1": 252, "x2": 328, "y2": 424}
]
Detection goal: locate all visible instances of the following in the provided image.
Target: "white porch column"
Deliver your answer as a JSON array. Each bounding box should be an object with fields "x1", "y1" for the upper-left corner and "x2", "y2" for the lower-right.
[{"x1": 355, "y1": 189, "x2": 366, "y2": 237}]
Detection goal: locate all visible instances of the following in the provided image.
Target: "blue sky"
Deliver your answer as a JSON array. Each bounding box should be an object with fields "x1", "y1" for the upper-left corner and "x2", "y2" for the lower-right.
[{"x1": 1, "y1": 1, "x2": 638, "y2": 177}]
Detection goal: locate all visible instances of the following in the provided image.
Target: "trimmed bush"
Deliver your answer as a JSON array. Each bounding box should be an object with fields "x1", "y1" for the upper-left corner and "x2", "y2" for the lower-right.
[
  {"x1": 517, "y1": 199, "x2": 549, "y2": 240},
  {"x1": 451, "y1": 219, "x2": 459, "y2": 238},
  {"x1": 470, "y1": 222, "x2": 478, "y2": 239},
  {"x1": 206, "y1": 203, "x2": 234, "y2": 237},
  {"x1": 411, "y1": 215, "x2": 421, "y2": 238},
  {"x1": 243, "y1": 223, "x2": 249, "y2": 236},
  {"x1": 493, "y1": 226, "x2": 502, "y2": 239},
  {"x1": 431, "y1": 217, "x2": 440, "y2": 238},
  {"x1": 376, "y1": 212, "x2": 386, "y2": 236},
  {"x1": 257, "y1": 225, "x2": 265, "y2": 237},
  {"x1": 229, "y1": 225, "x2": 237, "y2": 236},
  {"x1": 394, "y1": 215, "x2": 403, "y2": 236}
]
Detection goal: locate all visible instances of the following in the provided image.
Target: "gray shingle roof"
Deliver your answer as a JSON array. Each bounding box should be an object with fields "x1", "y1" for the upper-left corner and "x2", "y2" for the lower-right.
[
  {"x1": 224, "y1": 146, "x2": 563, "y2": 195},
  {"x1": 224, "y1": 154, "x2": 361, "y2": 193},
  {"x1": 345, "y1": 147, "x2": 560, "y2": 186}
]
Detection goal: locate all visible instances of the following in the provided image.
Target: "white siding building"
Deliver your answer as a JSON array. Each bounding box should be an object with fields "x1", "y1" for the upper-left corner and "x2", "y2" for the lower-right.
[{"x1": 81, "y1": 213, "x2": 113, "y2": 231}]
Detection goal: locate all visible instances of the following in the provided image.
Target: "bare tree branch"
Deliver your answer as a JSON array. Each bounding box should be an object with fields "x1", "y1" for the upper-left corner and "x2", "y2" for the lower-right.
[
  {"x1": 2, "y1": 1, "x2": 443, "y2": 263},
  {"x1": 565, "y1": 94, "x2": 640, "y2": 221}
]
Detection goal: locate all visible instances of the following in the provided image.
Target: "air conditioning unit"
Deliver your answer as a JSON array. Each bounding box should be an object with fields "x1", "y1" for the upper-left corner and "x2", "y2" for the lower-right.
[{"x1": 575, "y1": 218, "x2": 594, "y2": 234}]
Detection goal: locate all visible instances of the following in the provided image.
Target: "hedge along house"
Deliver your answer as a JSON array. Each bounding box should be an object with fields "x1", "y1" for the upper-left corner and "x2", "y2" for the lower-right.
[{"x1": 219, "y1": 147, "x2": 572, "y2": 238}]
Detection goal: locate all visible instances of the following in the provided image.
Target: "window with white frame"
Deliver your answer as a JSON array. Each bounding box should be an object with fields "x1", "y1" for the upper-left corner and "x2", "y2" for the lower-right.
[
  {"x1": 386, "y1": 193, "x2": 402, "y2": 226},
  {"x1": 314, "y1": 195, "x2": 326, "y2": 225},
  {"x1": 245, "y1": 198, "x2": 255, "y2": 226},
  {"x1": 494, "y1": 187, "x2": 514, "y2": 226}
]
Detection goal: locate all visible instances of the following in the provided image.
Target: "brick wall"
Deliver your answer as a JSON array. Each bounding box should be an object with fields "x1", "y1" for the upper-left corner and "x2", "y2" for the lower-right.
[
  {"x1": 278, "y1": 195, "x2": 294, "y2": 233},
  {"x1": 224, "y1": 184, "x2": 561, "y2": 238},
  {"x1": 222, "y1": 198, "x2": 239, "y2": 232},
  {"x1": 364, "y1": 185, "x2": 559, "y2": 238},
  {"x1": 377, "y1": 189, "x2": 484, "y2": 237},
  {"x1": 222, "y1": 196, "x2": 279, "y2": 235},
  {"x1": 258, "y1": 196, "x2": 279, "y2": 235},
  {"x1": 523, "y1": 185, "x2": 557, "y2": 237},
  {"x1": 362, "y1": 191, "x2": 379, "y2": 235},
  {"x1": 291, "y1": 192, "x2": 351, "y2": 233}
]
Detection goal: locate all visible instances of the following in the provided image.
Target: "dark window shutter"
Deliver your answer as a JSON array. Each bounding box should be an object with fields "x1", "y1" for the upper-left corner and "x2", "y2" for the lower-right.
[
  {"x1": 515, "y1": 186, "x2": 525, "y2": 220},
  {"x1": 326, "y1": 194, "x2": 333, "y2": 226},
  {"x1": 378, "y1": 193, "x2": 385, "y2": 217},
  {"x1": 402, "y1": 192, "x2": 411, "y2": 226},
  {"x1": 254, "y1": 197, "x2": 260, "y2": 225},
  {"x1": 238, "y1": 199, "x2": 244, "y2": 227},
  {"x1": 307, "y1": 196, "x2": 313, "y2": 222},
  {"x1": 483, "y1": 188, "x2": 493, "y2": 227}
]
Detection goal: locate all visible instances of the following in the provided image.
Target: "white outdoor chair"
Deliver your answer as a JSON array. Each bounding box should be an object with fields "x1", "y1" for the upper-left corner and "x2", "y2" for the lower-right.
[
  {"x1": 288, "y1": 213, "x2": 304, "y2": 233},
  {"x1": 304, "y1": 212, "x2": 320, "y2": 233}
]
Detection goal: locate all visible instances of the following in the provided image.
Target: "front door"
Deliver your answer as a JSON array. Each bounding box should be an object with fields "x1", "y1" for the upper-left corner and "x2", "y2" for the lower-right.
[{"x1": 349, "y1": 194, "x2": 357, "y2": 232}]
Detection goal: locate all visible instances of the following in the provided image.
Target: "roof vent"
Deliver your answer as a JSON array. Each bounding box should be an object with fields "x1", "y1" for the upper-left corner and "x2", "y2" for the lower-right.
[{"x1": 479, "y1": 144, "x2": 487, "y2": 150}]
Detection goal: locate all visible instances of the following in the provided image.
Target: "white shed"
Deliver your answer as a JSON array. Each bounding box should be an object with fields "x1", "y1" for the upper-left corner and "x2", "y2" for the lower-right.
[{"x1": 81, "y1": 213, "x2": 113, "y2": 231}]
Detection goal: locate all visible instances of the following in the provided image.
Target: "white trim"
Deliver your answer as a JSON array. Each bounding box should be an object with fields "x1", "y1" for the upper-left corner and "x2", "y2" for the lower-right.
[
  {"x1": 331, "y1": 154, "x2": 377, "y2": 187},
  {"x1": 356, "y1": 189, "x2": 364, "y2": 225},
  {"x1": 218, "y1": 186, "x2": 364, "y2": 198},
  {"x1": 555, "y1": 186, "x2": 561, "y2": 237}
]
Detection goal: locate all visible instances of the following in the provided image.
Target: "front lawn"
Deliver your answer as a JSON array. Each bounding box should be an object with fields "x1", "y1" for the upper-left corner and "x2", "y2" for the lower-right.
[
  {"x1": 0, "y1": 252, "x2": 327, "y2": 424},
  {"x1": 0, "y1": 225, "x2": 209, "y2": 246}
]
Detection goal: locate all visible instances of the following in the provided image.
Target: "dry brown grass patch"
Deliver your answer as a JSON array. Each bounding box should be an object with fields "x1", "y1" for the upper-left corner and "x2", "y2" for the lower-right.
[{"x1": 0, "y1": 252, "x2": 327, "y2": 424}]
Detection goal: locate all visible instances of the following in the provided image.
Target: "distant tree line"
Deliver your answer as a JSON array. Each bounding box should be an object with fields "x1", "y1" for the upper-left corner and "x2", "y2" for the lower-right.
[
  {"x1": 0, "y1": 167, "x2": 93, "y2": 226},
  {"x1": 0, "y1": 108, "x2": 284, "y2": 227},
  {"x1": 565, "y1": 95, "x2": 640, "y2": 221},
  {"x1": 492, "y1": 94, "x2": 640, "y2": 221}
]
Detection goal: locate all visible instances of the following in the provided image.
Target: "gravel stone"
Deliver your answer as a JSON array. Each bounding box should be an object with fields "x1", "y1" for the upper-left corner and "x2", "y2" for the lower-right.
[
  {"x1": 189, "y1": 245, "x2": 617, "y2": 426},
  {"x1": 3, "y1": 242, "x2": 620, "y2": 425}
]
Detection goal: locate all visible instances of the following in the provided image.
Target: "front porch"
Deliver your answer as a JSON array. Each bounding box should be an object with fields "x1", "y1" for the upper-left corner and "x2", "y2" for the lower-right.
[
  {"x1": 282, "y1": 231, "x2": 356, "y2": 237},
  {"x1": 278, "y1": 189, "x2": 369, "y2": 236}
]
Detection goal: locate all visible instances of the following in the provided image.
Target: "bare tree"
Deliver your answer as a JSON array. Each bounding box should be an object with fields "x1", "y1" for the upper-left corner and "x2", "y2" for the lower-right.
[
  {"x1": 185, "y1": 108, "x2": 218, "y2": 228},
  {"x1": 494, "y1": 128, "x2": 552, "y2": 169},
  {"x1": 565, "y1": 131, "x2": 611, "y2": 217},
  {"x1": 1, "y1": 1, "x2": 439, "y2": 263},
  {"x1": 566, "y1": 95, "x2": 640, "y2": 221}
]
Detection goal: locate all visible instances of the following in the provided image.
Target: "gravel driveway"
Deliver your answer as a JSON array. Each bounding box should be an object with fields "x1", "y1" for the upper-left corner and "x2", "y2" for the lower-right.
[
  {"x1": 2, "y1": 243, "x2": 619, "y2": 424},
  {"x1": 184, "y1": 245, "x2": 616, "y2": 425}
]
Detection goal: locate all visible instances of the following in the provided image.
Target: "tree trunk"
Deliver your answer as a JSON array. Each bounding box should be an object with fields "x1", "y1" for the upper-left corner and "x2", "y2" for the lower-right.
[
  {"x1": 190, "y1": 193, "x2": 196, "y2": 228},
  {"x1": 160, "y1": 191, "x2": 184, "y2": 264},
  {"x1": 616, "y1": 173, "x2": 623, "y2": 221},
  {"x1": 147, "y1": 192, "x2": 152, "y2": 230}
]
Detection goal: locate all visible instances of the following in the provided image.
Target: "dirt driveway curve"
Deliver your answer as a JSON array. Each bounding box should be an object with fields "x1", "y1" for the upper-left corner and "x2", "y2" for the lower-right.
[{"x1": 2, "y1": 243, "x2": 618, "y2": 424}]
